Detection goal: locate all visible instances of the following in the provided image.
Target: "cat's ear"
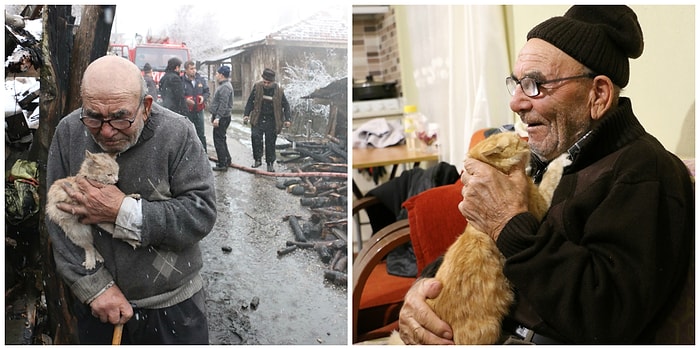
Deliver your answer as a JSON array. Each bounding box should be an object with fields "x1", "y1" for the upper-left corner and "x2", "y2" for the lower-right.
[{"x1": 84, "y1": 150, "x2": 94, "y2": 159}]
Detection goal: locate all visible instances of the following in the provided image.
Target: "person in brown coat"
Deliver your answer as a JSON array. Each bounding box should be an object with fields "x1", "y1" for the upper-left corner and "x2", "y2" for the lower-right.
[{"x1": 242, "y1": 68, "x2": 291, "y2": 172}]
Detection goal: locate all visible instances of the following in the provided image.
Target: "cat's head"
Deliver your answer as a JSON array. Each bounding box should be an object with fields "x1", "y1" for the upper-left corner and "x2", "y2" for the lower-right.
[
  {"x1": 467, "y1": 132, "x2": 530, "y2": 173},
  {"x1": 80, "y1": 150, "x2": 120, "y2": 185}
]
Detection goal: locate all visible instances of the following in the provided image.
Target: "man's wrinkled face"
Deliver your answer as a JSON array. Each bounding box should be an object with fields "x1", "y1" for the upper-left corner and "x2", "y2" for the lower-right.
[
  {"x1": 509, "y1": 39, "x2": 595, "y2": 161},
  {"x1": 81, "y1": 94, "x2": 147, "y2": 153}
]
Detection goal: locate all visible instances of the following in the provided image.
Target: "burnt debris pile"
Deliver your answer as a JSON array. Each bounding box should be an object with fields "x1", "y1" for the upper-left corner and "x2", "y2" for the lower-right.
[{"x1": 276, "y1": 136, "x2": 348, "y2": 288}]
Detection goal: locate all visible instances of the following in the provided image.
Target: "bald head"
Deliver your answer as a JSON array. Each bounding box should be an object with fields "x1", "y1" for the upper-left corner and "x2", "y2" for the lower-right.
[{"x1": 81, "y1": 55, "x2": 144, "y2": 101}]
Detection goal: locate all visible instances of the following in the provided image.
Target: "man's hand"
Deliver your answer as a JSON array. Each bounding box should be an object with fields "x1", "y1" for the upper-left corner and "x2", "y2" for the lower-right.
[
  {"x1": 213, "y1": 118, "x2": 220, "y2": 128},
  {"x1": 398, "y1": 278, "x2": 454, "y2": 345},
  {"x1": 89, "y1": 284, "x2": 133, "y2": 325},
  {"x1": 57, "y1": 176, "x2": 125, "y2": 225},
  {"x1": 243, "y1": 116, "x2": 250, "y2": 125},
  {"x1": 458, "y1": 158, "x2": 529, "y2": 240}
]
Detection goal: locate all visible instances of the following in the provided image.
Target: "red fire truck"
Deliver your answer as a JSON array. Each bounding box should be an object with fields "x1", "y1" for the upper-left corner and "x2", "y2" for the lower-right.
[{"x1": 108, "y1": 36, "x2": 190, "y2": 86}]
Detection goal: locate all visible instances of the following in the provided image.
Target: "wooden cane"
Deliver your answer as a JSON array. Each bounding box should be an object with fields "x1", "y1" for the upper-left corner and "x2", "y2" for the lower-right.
[{"x1": 112, "y1": 324, "x2": 123, "y2": 345}]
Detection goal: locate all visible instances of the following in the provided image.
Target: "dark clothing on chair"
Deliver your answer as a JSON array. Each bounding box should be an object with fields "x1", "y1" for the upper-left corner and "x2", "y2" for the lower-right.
[{"x1": 365, "y1": 161, "x2": 460, "y2": 277}]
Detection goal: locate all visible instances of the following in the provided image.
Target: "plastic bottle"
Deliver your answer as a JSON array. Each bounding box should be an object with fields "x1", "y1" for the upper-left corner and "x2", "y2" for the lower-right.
[{"x1": 403, "y1": 105, "x2": 420, "y2": 152}]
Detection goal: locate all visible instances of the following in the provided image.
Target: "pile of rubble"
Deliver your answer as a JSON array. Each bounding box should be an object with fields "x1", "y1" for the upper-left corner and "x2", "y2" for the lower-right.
[
  {"x1": 275, "y1": 137, "x2": 348, "y2": 287},
  {"x1": 5, "y1": 8, "x2": 47, "y2": 345}
]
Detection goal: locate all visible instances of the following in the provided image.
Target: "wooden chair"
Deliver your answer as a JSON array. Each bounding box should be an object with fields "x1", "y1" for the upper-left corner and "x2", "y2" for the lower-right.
[
  {"x1": 351, "y1": 128, "x2": 492, "y2": 344},
  {"x1": 352, "y1": 180, "x2": 467, "y2": 343},
  {"x1": 351, "y1": 195, "x2": 413, "y2": 343}
]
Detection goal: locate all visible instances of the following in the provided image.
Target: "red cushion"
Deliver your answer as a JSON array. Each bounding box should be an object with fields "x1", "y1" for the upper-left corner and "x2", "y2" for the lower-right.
[
  {"x1": 359, "y1": 260, "x2": 416, "y2": 309},
  {"x1": 403, "y1": 180, "x2": 467, "y2": 274},
  {"x1": 357, "y1": 261, "x2": 415, "y2": 338}
]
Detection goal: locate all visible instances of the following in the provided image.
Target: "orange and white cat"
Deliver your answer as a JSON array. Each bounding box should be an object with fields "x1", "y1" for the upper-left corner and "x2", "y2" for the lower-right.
[
  {"x1": 389, "y1": 132, "x2": 570, "y2": 344},
  {"x1": 46, "y1": 150, "x2": 138, "y2": 270}
]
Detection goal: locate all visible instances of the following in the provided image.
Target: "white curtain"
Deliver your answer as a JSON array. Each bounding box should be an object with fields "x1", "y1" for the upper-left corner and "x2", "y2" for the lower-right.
[{"x1": 404, "y1": 5, "x2": 514, "y2": 166}]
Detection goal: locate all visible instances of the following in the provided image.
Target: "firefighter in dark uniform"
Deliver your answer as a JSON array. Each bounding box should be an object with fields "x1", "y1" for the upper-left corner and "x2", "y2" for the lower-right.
[{"x1": 183, "y1": 60, "x2": 210, "y2": 151}]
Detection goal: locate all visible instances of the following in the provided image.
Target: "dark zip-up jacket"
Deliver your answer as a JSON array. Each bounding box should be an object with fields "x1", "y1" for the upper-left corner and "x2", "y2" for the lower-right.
[
  {"x1": 182, "y1": 73, "x2": 210, "y2": 113},
  {"x1": 159, "y1": 70, "x2": 187, "y2": 116}
]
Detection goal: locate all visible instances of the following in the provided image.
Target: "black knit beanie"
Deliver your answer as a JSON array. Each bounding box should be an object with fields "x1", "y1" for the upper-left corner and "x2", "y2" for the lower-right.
[
  {"x1": 527, "y1": 5, "x2": 644, "y2": 88},
  {"x1": 262, "y1": 68, "x2": 276, "y2": 82}
]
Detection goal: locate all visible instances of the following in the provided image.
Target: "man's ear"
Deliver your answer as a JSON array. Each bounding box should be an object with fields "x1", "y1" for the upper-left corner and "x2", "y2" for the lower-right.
[
  {"x1": 143, "y1": 95, "x2": 154, "y2": 119},
  {"x1": 589, "y1": 75, "x2": 614, "y2": 120}
]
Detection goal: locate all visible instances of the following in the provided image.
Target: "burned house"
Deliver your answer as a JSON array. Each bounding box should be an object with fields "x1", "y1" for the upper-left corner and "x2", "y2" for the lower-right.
[{"x1": 200, "y1": 6, "x2": 347, "y2": 140}]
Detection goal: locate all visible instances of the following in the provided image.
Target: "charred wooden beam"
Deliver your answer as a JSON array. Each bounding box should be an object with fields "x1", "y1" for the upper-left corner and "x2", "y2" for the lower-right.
[
  {"x1": 333, "y1": 255, "x2": 347, "y2": 273},
  {"x1": 330, "y1": 250, "x2": 347, "y2": 273},
  {"x1": 300, "y1": 163, "x2": 347, "y2": 174},
  {"x1": 315, "y1": 244, "x2": 333, "y2": 263},
  {"x1": 329, "y1": 249, "x2": 343, "y2": 270},
  {"x1": 310, "y1": 208, "x2": 347, "y2": 219},
  {"x1": 209, "y1": 158, "x2": 347, "y2": 178},
  {"x1": 292, "y1": 148, "x2": 332, "y2": 163},
  {"x1": 322, "y1": 227, "x2": 347, "y2": 242},
  {"x1": 299, "y1": 196, "x2": 346, "y2": 208},
  {"x1": 328, "y1": 142, "x2": 347, "y2": 160},
  {"x1": 285, "y1": 239, "x2": 346, "y2": 251},
  {"x1": 284, "y1": 215, "x2": 306, "y2": 242},
  {"x1": 325, "y1": 134, "x2": 342, "y2": 145},
  {"x1": 276, "y1": 245, "x2": 297, "y2": 256},
  {"x1": 285, "y1": 241, "x2": 314, "y2": 249},
  {"x1": 323, "y1": 270, "x2": 347, "y2": 287}
]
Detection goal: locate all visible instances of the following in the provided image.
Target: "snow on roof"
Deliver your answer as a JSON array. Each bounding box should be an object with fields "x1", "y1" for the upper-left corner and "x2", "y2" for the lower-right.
[{"x1": 224, "y1": 7, "x2": 347, "y2": 51}]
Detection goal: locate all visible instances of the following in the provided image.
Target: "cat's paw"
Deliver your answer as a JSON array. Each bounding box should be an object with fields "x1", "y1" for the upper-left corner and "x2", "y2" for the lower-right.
[
  {"x1": 128, "y1": 193, "x2": 141, "y2": 200},
  {"x1": 386, "y1": 330, "x2": 406, "y2": 345},
  {"x1": 83, "y1": 259, "x2": 97, "y2": 270}
]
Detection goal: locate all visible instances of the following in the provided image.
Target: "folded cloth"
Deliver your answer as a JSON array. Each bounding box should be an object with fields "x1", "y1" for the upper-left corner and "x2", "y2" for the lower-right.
[{"x1": 352, "y1": 118, "x2": 405, "y2": 149}]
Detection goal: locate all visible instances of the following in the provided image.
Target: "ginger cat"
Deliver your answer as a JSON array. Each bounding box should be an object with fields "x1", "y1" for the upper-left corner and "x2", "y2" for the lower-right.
[
  {"x1": 389, "y1": 132, "x2": 570, "y2": 344},
  {"x1": 47, "y1": 150, "x2": 138, "y2": 270}
]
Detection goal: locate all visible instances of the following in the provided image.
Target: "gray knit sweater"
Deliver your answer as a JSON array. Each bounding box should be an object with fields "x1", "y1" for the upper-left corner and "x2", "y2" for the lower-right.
[{"x1": 46, "y1": 103, "x2": 217, "y2": 308}]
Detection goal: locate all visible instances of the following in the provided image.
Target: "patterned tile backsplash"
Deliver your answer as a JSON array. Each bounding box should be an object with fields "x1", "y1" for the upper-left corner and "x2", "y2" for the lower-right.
[{"x1": 352, "y1": 8, "x2": 402, "y2": 92}]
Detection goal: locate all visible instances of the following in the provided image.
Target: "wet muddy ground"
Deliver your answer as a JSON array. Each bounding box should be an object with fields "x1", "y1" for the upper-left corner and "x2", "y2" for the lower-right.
[{"x1": 199, "y1": 113, "x2": 348, "y2": 345}]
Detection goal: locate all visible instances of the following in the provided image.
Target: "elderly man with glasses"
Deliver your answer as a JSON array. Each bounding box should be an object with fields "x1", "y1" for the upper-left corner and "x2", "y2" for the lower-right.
[
  {"x1": 46, "y1": 55, "x2": 217, "y2": 344},
  {"x1": 396, "y1": 5, "x2": 694, "y2": 345}
]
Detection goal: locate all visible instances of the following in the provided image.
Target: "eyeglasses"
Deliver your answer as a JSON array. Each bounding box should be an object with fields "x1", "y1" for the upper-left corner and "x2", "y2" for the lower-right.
[
  {"x1": 506, "y1": 73, "x2": 596, "y2": 97},
  {"x1": 80, "y1": 96, "x2": 144, "y2": 130}
]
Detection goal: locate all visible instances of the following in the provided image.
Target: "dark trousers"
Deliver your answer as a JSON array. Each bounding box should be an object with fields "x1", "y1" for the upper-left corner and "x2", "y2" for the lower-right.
[
  {"x1": 251, "y1": 117, "x2": 277, "y2": 164},
  {"x1": 73, "y1": 289, "x2": 209, "y2": 345},
  {"x1": 186, "y1": 110, "x2": 207, "y2": 151},
  {"x1": 213, "y1": 117, "x2": 231, "y2": 167}
]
